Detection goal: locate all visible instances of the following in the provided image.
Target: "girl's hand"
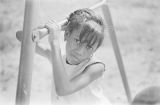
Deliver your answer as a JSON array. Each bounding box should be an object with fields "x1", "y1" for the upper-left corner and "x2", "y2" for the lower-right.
[
  {"x1": 16, "y1": 30, "x2": 23, "y2": 42},
  {"x1": 45, "y1": 20, "x2": 61, "y2": 44}
]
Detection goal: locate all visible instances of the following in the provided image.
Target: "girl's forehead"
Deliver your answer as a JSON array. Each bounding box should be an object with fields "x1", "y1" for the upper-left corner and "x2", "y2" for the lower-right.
[
  {"x1": 70, "y1": 21, "x2": 102, "y2": 38},
  {"x1": 86, "y1": 21, "x2": 102, "y2": 33}
]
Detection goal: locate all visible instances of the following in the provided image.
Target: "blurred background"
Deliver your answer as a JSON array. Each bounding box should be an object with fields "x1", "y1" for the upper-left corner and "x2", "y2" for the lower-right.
[{"x1": 0, "y1": 0, "x2": 160, "y2": 105}]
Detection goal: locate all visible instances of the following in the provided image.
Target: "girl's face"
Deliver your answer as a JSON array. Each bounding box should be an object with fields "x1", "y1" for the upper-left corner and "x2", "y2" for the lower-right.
[{"x1": 65, "y1": 27, "x2": 99, "y2": 65}]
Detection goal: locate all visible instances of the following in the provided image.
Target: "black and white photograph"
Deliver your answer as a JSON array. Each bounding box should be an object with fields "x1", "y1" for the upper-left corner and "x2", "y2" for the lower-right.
[{"x1": 0, "y1": 0, "x2": 160, "y2": 105}]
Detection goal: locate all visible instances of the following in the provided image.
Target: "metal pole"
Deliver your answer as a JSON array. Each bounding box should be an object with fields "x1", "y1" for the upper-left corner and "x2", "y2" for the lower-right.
[
  {"x1": 15, "y1": 0, "x2": 38, "y2": 105},
  {"x1": 32, "y1": 0, "x2": 106, "y2": 42},
  {"x1": 101, "y1": 1, "x2": 132, "y2": 105}
]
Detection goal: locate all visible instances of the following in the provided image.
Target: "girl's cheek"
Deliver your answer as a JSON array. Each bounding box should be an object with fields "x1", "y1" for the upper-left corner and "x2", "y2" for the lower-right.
[{"x1": 72, "y1": 43, "x2": 78, "y2": 50}]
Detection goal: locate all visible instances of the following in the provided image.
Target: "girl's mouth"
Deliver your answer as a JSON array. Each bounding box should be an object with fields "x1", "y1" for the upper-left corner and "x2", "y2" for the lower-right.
[{"x1": 71, "y1": 53, "x2": 79, "y2": 61}]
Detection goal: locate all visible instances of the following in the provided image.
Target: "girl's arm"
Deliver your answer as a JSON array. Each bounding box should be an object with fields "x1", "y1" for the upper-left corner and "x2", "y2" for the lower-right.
[
  {"x1": 35, "y1": 42, "x2": 51, "y2": 61},
  {"x1": 50, "y1": 41, "x2": 104, "y2": 96},
  {"x1": 47, "y1": 21, "x2": 105, "y2": 96},
  {"x1": 16, "y1": 30, "x2": 51, "y2": 60}
]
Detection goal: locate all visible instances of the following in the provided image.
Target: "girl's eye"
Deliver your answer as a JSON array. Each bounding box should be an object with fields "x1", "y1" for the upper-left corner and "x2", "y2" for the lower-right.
[
  {"x1": 86, "y1": 46, "x2": 93, "y2": 50},
  {"x1": 75, "y1": 38, "x2": 80, "y2": 44}
]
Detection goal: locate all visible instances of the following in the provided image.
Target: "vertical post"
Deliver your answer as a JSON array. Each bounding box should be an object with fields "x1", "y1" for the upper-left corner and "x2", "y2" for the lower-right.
[
  {"x1": 15, "y1": 0, "x2": 38, "y2": 105},
  {"x1": 101, "y1": 2, "x2": 132, "y2": 105}
]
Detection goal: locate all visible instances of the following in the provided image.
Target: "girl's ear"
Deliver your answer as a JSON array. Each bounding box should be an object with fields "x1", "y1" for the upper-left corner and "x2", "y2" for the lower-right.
[{"x1": 64, "y1": 31, "x2": 70, "y2": 41}]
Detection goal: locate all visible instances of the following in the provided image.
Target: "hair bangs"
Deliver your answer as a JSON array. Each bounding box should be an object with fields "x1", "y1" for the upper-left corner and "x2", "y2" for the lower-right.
[
  {"x1": 79, "y1": 24, "x2": 90, "y2": 43},
  {"x1": 79, "y1": 24, "x2": 104, "y2": 48},
  {"x1": 88, "y1": 31, "x2": 103, "y2": 48},
  {"x1": 68, "y1": 21, "x2": 80, "y2": 33}
]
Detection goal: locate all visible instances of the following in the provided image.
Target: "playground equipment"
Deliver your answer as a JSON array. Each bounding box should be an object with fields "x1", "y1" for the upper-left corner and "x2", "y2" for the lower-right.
[
  {"x1": 15, "y1": 0, "x2": 38, "y2": 105},
  {"x1": 132, "y1": 86, "x2": 160, "y2": 105},
  {"x1": 16, "y1": 0, "x2": 132, "y2": 105}
]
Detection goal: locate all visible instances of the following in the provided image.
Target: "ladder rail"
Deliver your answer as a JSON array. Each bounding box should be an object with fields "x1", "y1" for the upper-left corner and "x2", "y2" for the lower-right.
[{"x1": 101, "y1": 1, "x2": 132, "y2": 104}]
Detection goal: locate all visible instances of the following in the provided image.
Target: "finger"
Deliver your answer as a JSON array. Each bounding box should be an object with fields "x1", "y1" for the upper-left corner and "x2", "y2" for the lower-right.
[
  {"x1": 32, "y1": 24, "x2": 45, "y2": 33},
  {"x1": 43, "y1": 24, "x2": 51, "y2": 33},
  {"x1": 46, "y1": 19, "x2": 58, "y2": 28},
  {"x1": 37, "y1": 25, "x2": 45, "y2": 29},
  {"x1": 48, "y1": 19, "x2": 57, "y2": 23},
  {"x1": 50, "y1": 20, "x2": 61, "y2": 29},
  {"x1": 44, "y1": 23, "x2": 59, "y2": 31},
  {"x1": 16, "y1": 30, "x2": 23, "y2": 41},
  {"x1": 32, "y1": 25, "x2": 45, "y2": 31}
]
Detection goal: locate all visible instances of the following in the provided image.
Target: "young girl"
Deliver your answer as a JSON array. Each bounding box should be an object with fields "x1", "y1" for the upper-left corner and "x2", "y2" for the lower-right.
[{"x1": 17, "y1": 8, "x2": 110, "y2": 105}]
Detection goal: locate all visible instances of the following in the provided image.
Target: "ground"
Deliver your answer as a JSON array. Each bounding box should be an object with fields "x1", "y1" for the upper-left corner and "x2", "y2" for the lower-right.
[{"x1": 0, "y1": 0, "x2": 160, "y2": 105}]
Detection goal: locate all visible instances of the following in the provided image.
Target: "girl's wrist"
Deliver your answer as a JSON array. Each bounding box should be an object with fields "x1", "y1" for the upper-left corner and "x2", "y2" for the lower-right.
[
  {"x1": 48, "y1": 33, "x2": 60, "y2": 44},
  {"x1": 49, "y1": 40, "x2": 60, "y2": 47}
]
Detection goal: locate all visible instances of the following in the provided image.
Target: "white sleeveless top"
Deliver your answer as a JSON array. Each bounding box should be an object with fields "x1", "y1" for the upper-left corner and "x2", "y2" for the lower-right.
[{"x1": 50, "y1": 54, "x2": 109, "y2": 105}]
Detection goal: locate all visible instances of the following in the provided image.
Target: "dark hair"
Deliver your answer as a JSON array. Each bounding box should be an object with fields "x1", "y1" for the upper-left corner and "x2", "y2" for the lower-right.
[{"x1": 62, "y1": 8, "x2": 105, "y2": 48}]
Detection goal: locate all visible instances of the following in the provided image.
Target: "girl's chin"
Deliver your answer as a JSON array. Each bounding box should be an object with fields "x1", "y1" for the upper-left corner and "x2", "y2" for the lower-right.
[
  {"x1": 69, "y1": 59, "x2": 81, "y2": 65},
  {"x1": 68, "y1": 57, "x2": 89, "y2": 65},
  {"x1": 66, "y1": 55, "x2": 80, "y2": 64}
]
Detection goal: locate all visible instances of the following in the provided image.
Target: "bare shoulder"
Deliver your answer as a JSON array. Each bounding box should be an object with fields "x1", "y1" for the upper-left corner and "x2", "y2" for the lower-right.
[
  {"x1": 83, "y1": 62, "x2": 105, "y2": 79},
  {"x1": 67, "y1": 62, "x2": 105, "y2": 94}
]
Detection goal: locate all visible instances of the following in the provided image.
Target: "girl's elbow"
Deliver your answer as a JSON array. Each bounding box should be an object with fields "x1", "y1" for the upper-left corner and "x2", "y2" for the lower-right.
[
  {"x1": 55, "y1": 87, "x2": 73, "y2": 96},
  {"x1": 56, "y1": 90, "x2": 68, "y2": 96}
]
